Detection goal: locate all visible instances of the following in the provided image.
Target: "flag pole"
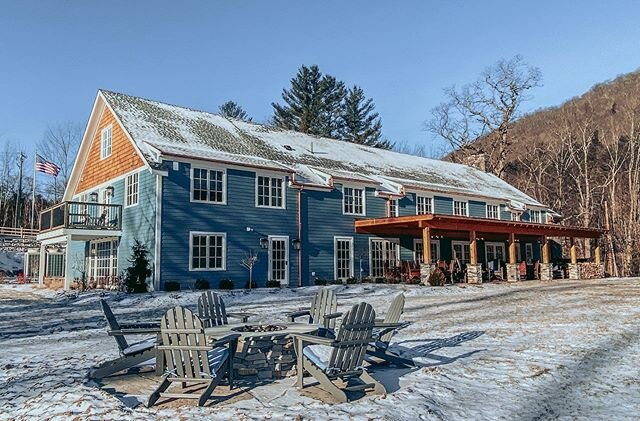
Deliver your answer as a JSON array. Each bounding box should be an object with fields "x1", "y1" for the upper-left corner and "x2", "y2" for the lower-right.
[{"x1": 31, "y1": 151, "x2": 37, "y2": 229}]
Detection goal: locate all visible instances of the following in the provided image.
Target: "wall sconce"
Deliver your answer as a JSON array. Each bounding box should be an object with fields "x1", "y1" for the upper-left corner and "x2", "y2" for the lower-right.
[
  {"x1": 106, "y1": 186, "x2": 115, "y2": 197},
  {"x1": 90, "y1": 192, "x2": 99, "y2": 202},
  {"x1": 292, "y1": 239, "x2": 301, "y2": 250},
  {"x1": 259, "y1": 237, "x2": 268, "y2": 249}
]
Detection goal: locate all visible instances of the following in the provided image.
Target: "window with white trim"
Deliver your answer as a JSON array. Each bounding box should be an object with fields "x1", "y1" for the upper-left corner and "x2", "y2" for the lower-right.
[
  {"x1": 452, "y1": 241, "x2": 470, "y2": 264},
  {"x1": 387, "y1": 199, "x2": 399, "y2": 217},
  {"x1": 46, "y1": 253, "x2": 65, "y2": 277},
  {"x1": 192, "y1": 167, "x2": 225, "y2": 203},
  {"x1": 343, "y1": 187, "x2": 365, "y2": 215},
  {"x1": 334, "y1": 237, "x2": 354, "y2": 280},
  {"x1": 190, "y1": 232, "x2": 226, "y2": 270},
  {"x1": 100, "y1": 125, "x2": 112, "y2": 160},
  {"x1": 369, "y1": 239, "x2": 399, "y2": 278},
  {"x1": 487, "y1": 204, "x2": 499, "y2": 219},
  {"x1": 511, "y1": 212, "x2": 520, "y2": 221},
  {"x1": 416, "y1": 196, "x2": 433, "y2": 215},
  {"x1": 453, "y1": 200, "x2": 468, "y2": 216},
  {"x1": 125, "y1": 172, "x2": 139, "y2": 207},
  {"x1": 529, "y1": 210, "x2": 541, "y2": 223},
  {"x1": 256, "y1": 175, "x2": 284, "y2": 208},
  {"x1": 89, "y1": 239, "x2": 119, "y2": 281},
  {"x1": 413, "y1": 239, "x2": 440, "y2": 263}
]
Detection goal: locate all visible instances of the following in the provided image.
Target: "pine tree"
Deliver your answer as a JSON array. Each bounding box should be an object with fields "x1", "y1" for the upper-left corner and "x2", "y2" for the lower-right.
[
  {"x1": 218, "y1": 100, "x2": 252, "y2": 121},
  {"x1": 123, "y1": 240, "x2": 151, "y2": 293},
  {"x1": 272, "y1": 65, "x2": 346, "y2": 138},
  {"x1": 339, "y1": 85, "x2": 391, "y2": 149}
]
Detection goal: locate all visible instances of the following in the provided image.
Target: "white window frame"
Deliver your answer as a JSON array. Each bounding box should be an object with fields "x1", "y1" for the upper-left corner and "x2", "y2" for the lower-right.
[
  {"x1": 342, "y1": 186, "x2": 366, "y2": 216},
  {"x1": 511, "y1": 211, "x2": 520, "y2": 221},
  {"x1": 453, "y1": 200, "x2": 468, "y2": 217},
  {"x1": 486, "y1": 204, "x2": 499, "y2": 219},
  {"x1": 368, "y1": 237, "x2": 400, "y2": 278},
  {"x1": 88, "y1": 239, "x2": 119, "y2": 281},
  {"x1": 387, "y1": 199, "x2": 399, "y2": 217},
  {"x1": 529, "y1": 209, "x2": 542, "y2": 223},
  {"x1": 189, "y1": 231, "x2": 227, "y2": 271},
  {"x1": 255, "y1": 174, "x2": 286, "y2": 209},
  {"x1": 413, "y1": 238, "x2": 440, "y2": 263},
  {"x1": 334, "y1": 236, "x2": 354, "y2": 280},
  {"x1": 100, "y1": 125, "x2": 112, "y2": 160},
  {"x1": 484, "y1": 241, "x2": 506, "y2": 265},
  {"x1": 451, "y1": 240, "x2": 471, "y2": 264},
  {"x1": 125, "y1": 172, "x2": 139, "y2": 208},
  {"x1": 416, "y1": 195, "x2": 433, "y2": 215},
  {"x1": 190, "y1": 167, "x2": 227, "y2": 205}
]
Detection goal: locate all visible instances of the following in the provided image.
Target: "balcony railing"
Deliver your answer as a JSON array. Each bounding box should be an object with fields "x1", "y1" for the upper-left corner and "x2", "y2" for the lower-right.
[{"x1": 39, "y1": 201, "x2": 122, "y2": 233}]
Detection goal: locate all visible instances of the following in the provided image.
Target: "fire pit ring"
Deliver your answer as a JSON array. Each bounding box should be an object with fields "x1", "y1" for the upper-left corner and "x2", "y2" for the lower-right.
[{"x1": 231, "y1": 324, "x2": 288, "y2": 333}]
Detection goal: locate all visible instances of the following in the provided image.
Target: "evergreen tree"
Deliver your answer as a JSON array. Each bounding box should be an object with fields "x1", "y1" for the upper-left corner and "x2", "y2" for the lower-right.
[
  {"x1": 218, "y1": 100, "x2": 252, "y2": 121},
  {"x1": 338, "y1": 85, "x2": 391, "y2": 149},
  {"x1": 272, "y1": 65, "x2": 346, "y2": 138},
  {"x1": 122, "y1": 240, "x2": 151, "y2": 293}
]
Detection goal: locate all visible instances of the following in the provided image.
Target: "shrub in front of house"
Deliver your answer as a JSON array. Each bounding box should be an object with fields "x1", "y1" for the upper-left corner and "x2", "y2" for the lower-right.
[
  {"x1": 194, "y1": 279, "x2": 210, "y2": 290},
  {"x1": 330, "y1": 279, "x2": 344, "y2": 285},
  {"x1": 266, "y1": 280, "x2": 281, "y2": 288},
  {"x1": 346, "y1": 277, "x2": 360, "y2": 284},
  {"x1": 428, "y1": 268, "x2": 446, "y2": 286},
  {"x1": 314, "y1": 279, "x2": 328, "y2": 286},
  {"x1": 374, "y1": 277, "x2": 385, "y2": 284},
  {"x1": 123, "y1": 240, "x2": 151, "y2": 293},
  {"x1": 361, "y1": 277, "x2": 372, "y2": 283},
  {"x1": 164, "y1": 281, "x2": 180, "y2": 291},
  {"x1": 219, "y1": 279, "x2": 234, "y2": 290}
]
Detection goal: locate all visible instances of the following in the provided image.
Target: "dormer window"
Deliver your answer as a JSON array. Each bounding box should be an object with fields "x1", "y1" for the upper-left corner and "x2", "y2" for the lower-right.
[
  {"x1": 453, "y1": 200, "x2": 468, "y2": 216},
  {"x1": 100, "y1": 125, "x2": 112, "y2": 159}
]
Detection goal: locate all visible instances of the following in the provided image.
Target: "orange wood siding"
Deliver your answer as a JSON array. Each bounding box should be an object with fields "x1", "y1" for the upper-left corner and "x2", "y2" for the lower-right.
[{"x1": 76, "y1": 107, "x2": 145, "y2": 194}]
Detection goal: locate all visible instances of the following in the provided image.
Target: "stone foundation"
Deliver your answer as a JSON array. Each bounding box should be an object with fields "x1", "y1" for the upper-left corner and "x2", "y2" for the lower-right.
[
  {"x1": 466, "y1": 264, "x2": 483, "y2": 284},
  {"x1": 568, "y1": 263, "x2": 580, "y2": 280},
  {"x1": 540, "y1": 263, "x2": 553, "y2": 281},
  {"x1": 234, "y1": 333, "x2": 297, "y2": 380},
  {"x1": 506, "y1": 264, "x2": 519, "y2": 282},
  {"x1": 420, "y1": 264, "x2": 434, "y2": 285}
]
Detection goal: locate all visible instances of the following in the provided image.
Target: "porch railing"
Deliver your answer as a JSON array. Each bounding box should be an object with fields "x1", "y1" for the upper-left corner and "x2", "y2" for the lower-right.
[{"x1": 39, "y1": 201, "x2": 122, "y2": 233}]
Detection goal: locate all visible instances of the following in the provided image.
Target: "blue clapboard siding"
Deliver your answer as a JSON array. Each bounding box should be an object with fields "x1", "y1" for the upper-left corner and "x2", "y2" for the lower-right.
[
  {"x1": 469, "y1": 200, "x2": 486, "y2": 218},
  {"x1": 398, "y1": 194, "x2": 415, "y2": 216},
  {"x1": 160, "y1": 162, "x2": 299, "y2": 289},
  {"x1": 434, "y1": 196, "x2": 453, "y2": 215},
  {"x1": 500, "y1": 205, "x2": 512, "y2": 220}
]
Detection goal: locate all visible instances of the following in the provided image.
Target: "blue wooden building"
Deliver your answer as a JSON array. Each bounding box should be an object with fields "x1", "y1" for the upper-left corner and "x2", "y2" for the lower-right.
[{"x1": 34, "y1": 90, "x2": 603, "y2": 290}]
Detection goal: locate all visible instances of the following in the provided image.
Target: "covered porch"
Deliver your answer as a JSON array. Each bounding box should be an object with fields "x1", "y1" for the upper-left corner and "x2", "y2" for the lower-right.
[
  {"x1": 355, "y1": 214, "x2": 605, "y2": 283},
  {"x1": 36, "y1": 201, "x2": 122, "y2": 289}
]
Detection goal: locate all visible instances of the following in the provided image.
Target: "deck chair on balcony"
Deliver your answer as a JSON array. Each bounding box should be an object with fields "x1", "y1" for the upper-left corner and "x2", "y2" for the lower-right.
[
  {"x1": 292, "y1": 302, "x2": 385, "y2": 403},
  {"x1": 147, "y1": 306, "x2": 239, "y2": 407},
  {"x1": 287, "y1": 288, "x2": 340, "y2": 337},
  {"x1": 197, "y1": 291, "x2": 253, "y2": 328},
  {"x1": 367, "y1": 294, "x2": 414, "y2": 367},
  {"x1": 90, "y1": 299, "x2": 160, "y2": 379}
]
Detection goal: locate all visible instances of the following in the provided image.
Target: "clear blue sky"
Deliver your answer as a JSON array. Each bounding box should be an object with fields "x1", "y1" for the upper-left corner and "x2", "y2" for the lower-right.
[{"x1": 1, "y1": 0, "x2": 639, "y2": 157}]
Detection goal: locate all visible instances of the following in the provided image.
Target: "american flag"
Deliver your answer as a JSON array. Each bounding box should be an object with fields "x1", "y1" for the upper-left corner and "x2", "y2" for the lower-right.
[{"x1": 35, "y1": 154, "x2": 61, "y2": 176}]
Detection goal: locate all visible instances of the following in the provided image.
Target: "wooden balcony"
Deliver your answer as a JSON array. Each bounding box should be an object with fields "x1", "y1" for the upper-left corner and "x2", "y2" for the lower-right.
[{"x1": 39, "y1": 201, "x2": 122, "y2": 233}]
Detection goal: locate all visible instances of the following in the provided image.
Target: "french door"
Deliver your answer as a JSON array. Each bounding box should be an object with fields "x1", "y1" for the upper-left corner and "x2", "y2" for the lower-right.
[
  {"x1": 485, "y1": 242, "x2": 506, "y2": 266},
  {"x1": 369, "y1": 238, "x2": 400, "y2": 278},
  {"x1": 268, "y1": 236, "x2": 289, "y2": 286}
]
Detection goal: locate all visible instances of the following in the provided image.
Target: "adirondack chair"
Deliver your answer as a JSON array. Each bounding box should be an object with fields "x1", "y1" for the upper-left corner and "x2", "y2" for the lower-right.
[
  {"x1": 197, "y1": 291, "x2": 253, "y2": 328},
  {"x1": 292, "y1": 302, "x2": 385, "y2": 403},
  {"x1": 367, "y1": 294, "x2": 414, "y2": 367},
  {"x1": 287, "y1": 288, "x2": 341, "y2": 335},
  {"x1": 90, "y1": 299, "x2": 161, "y2": 379},
  {"x1": 147, "y1": 306, "x2": 239, "y2": 407}
]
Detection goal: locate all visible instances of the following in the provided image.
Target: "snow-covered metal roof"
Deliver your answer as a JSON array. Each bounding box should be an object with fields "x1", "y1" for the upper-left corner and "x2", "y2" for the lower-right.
[{"x1": 101, "y1": 90, "x2": 545, "y2": 207}]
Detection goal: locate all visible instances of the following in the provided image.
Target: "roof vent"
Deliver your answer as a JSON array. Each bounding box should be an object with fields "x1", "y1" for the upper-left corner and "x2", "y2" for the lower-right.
[{"x1": 283, "y1": 145, "x2": 294, "y2": 151}]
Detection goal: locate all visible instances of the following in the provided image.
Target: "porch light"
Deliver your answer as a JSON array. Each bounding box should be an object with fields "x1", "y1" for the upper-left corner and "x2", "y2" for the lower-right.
[
  {"x1": 90, "y1": 192, "x2": 99, "y2": 202},
  {"x1": 259, "y1": 237, "x2": 268, "y2": 249},
  {"x1": 106, "y1": 186, "x2": 115, "y2": 197},
  {"x1": 292, "y1": 239, "x2": 301, "y2": 250}
]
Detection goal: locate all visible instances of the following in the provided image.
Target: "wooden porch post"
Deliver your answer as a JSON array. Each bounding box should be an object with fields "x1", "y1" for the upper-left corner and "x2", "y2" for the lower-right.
[
  {"x1": 570, "y1": 237, "x2": 577, "y2": 264},
  {"x1": 542, "y1": 235, "x2": 550, "y2": 264},
  {"x1": 594, "y1": 241, "x2": 601, "y2": 266},
  {"x1": 469, "y1": 230, "x2": 477, "y2": 265},
  {"x1": 508, "y1": 232, "x2": 517, "y2": 265},
  {"x1": 422, "y1": 226, "x2": 431, "y2": 265}
]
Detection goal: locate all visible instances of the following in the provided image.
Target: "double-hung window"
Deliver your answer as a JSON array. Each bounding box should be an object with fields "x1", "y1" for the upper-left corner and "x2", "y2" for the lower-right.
[
  {"x1": 416, "y1": 196, "x2": 433, "y2": 215},
  {"x1": 453, "y1": 200, "x2": 468, "y2": 216},
  {"x1": 192, "y1": 167, "x2": 225, "y2": 203},
  {"x1": 487, "y1": 204, "x2": 499, "y2": 219},
  {"x1": 343, "y1": 186, "x2": 365, "y2": 215},
  {"x1": 125, "y1": 172, "x2": 139, "y2": 207},
  {"x1": 190, "y1": 232, "x2": 226, "y2": 271},
  {"x1": 388, "y1": 199, "x2": 398, "y2": 217},
  {"x1": 529, "y1": 210, "x2": 541, "y2": 223},
  {"x1": 256, "y1": 175, "x2": 284, "y2": 208},
  {"x1": 100, "y1": 125, "x2": 112, "y2": 160},
  {"x1": 334, "y1": 237, "x2": 354, "y2": 280}
]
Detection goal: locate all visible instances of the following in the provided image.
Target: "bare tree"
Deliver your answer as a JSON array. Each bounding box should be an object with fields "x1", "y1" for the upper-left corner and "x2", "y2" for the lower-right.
[
  {"x1": 427, "y1": 55, "x2": 542, "y2": 178},
  {"x1": 37, "y1": 122, "x2": 83, "y2": 199},
  {"x1": 241, "y1": 250, "x2": 259, "y2": 289}
]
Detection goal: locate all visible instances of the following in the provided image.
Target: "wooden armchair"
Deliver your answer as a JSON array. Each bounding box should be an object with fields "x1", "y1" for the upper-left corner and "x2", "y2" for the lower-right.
[
  {"x1": 287, "y1": 288, "x2": 341, "y2": 335},
  {"x1": 197, "y1": 291, "x2": 254, "y2": 328}
]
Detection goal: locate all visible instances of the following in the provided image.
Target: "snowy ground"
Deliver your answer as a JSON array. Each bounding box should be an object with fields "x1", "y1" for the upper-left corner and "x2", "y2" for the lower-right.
[{"x1": 1, "y1": 279, "x2": 639, "y2": 420}]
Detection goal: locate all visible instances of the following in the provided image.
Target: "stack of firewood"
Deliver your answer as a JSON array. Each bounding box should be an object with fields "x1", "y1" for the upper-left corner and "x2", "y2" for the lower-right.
[{"x1": 579, "y1": 262, "x2": 603, "y2": 279}]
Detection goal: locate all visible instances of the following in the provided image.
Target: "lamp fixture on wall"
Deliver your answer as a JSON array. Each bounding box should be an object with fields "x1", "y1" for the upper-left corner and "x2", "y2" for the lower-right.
[
  {"x1": 259, "y1": 237, "x2": 268, "y2": 249},
  {"x1": 106, "y1": 186, "x2": 115, "y2": 197},
  {"x1": 292, "y1": 239, "x2": 301, "y2": 250},
  {"x1": 90, "y1": 192, "x2": 99, "y2": 202}
]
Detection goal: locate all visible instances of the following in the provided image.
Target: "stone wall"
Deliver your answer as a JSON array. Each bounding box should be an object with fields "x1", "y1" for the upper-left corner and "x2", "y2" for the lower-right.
[
  {"x1": 467, "y1": 264, "x2": 483, "y2": 284},
  {"x1": 540, "y1": 263, "x2": 553, "y2": 281},
  {"x1": 234, "y1": 334, "x2": 297, "y2": 380},
  {"x1": 506, "y1": 264, "x2": 518, "y2": 282}
]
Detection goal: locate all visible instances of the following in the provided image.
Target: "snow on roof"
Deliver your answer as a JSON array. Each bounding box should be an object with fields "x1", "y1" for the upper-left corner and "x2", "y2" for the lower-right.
[{"x1": 101, "y1": 90, "x2": 544, "y2": 207}]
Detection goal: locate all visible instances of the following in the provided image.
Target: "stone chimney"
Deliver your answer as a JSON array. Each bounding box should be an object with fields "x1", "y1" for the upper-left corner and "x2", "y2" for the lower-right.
[{"x1": 462, "y1": 153, "x2": 487, "y2": 172}]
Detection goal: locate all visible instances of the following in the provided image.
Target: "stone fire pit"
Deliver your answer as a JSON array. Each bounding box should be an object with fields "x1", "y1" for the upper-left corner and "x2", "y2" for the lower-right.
[{"x1": 205, "y1": 322, "x2": 317, "y2": 381}]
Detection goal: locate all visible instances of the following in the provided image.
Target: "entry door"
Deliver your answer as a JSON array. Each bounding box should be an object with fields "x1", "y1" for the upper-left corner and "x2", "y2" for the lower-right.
[
  {"x1": 269, "y1": 236, "x2": 289, "y2": 285},
  {"x1": 370, "y1": 238, "x2": 400, "y2": 278},
  {"x1": 485, "y1": 242, "x2": 506, "y2": 268}
]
